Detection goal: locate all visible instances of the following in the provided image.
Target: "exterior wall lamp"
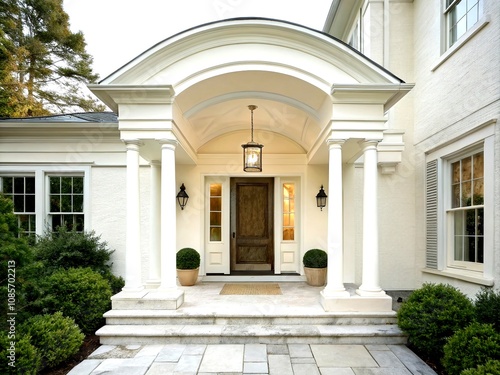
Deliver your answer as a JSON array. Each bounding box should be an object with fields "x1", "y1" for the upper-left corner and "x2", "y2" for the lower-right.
[
  {"x1": 316, "y1": 185, "x2": 327, "y2": 211},
  {"x1": 176, "y1": 183, "x2": 189, "y2": 210},
  {"x1": 241, "y1": 105, "x2": 263, "y2": 172}
]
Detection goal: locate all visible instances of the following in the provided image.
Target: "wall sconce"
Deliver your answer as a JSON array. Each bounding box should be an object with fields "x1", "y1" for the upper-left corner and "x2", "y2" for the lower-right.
[
  {"x1": 316, "y1": 185, "x2": 327, "y2": 211},
  {"x1": 176, "y1": 183, "x2": 189, "y2": 210}
]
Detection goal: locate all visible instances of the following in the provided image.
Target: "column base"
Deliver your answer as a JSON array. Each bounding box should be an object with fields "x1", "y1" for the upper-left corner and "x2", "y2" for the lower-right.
[
  {"x1": 145, "y1": 280, "x2": 161, "y2": 289},
  {"x1": 356, "y1": 287, "x2": 387, "y2": 297},
  {"x1": 321, "y1": 291, "x2": 393, "y2": 312},
  {"x1": 111, "y1": 289, "x2": 184, "y2": 310},
  {"x1": 121, "y1": 285, "x2": 145, "y2": 293}
]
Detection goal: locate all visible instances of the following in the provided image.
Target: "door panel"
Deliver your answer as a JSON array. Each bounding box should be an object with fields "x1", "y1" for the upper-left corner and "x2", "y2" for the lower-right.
[{"x1": 231, "y1": 178, "x2": 274, "y2": 272}]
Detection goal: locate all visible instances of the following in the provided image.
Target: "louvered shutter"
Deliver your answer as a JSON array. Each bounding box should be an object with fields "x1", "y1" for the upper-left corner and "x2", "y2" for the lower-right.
[{"x1": 426, "y1": 160, "x2": 438, "y2": 269}]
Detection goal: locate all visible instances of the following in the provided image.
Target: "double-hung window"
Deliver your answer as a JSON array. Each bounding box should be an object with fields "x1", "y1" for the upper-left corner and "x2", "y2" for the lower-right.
[
  {"x1": 448, "y1": 151, "x2": 484, "y2": 269},
  {"x1": 425, "y1": 124, "x2": 494, "y2": 284},
  {"x1": 49, "y1": 175, "x2": 85, "y2": 232},
  {"x1": 1, "y1": 168, "x2": 88, "y2": 236},
  {"x1": 1, "y1": 176, "x2": 36, "y2": 239},
  {"x1": 445, "y1": 0, "x2": 483, "y2": 48}
]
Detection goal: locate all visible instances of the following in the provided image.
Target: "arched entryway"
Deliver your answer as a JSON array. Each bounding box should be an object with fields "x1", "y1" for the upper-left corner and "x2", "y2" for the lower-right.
[{"x1": 89, "y1": 18, "x2": 413, "y2": 311}]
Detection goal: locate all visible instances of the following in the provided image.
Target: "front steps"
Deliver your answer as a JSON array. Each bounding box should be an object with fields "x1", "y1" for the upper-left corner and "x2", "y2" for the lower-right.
[{"x1": 96, "y1": 283, "x2": 407, "y2": 346}]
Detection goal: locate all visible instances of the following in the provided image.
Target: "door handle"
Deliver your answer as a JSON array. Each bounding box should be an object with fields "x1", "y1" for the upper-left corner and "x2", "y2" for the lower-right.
[{"x1": 232, "y1": 232, "x2": 235, "y2": 238}]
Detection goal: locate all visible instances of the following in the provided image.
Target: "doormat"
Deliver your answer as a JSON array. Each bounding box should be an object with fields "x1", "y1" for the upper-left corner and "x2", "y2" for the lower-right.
[{"x1": 219, "y1": 283, "x2": 282, "y2": 295}]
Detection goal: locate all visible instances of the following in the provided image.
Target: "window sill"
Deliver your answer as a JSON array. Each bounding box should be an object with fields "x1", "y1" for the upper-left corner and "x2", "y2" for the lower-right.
[
  {"x1": 422, "y1": 268, "x2": 494, "y2": 286},
  {"x1": 432, "y1": 15, "x2": 491, "y2": 72}
]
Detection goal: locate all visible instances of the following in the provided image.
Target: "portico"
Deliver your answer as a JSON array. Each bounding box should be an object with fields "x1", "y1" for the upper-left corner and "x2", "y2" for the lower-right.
[{"x1": 89, "y1": 18, "x2": 412, "y2": 313}]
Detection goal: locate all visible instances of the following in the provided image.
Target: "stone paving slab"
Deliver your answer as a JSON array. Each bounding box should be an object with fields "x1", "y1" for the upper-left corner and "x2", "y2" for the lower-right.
[{"x1": 68, "y1": 343, "x2": 437, "y2": 375}]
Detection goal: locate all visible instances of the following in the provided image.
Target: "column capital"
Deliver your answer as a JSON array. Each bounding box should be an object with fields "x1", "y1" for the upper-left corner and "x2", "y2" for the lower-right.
[
  {"x1": 158, "y1": 138, "x2": 178, "y2": 149},
  {"x1": 326, "y1": 139, "x2": 346, "y2": 148},
  {"x1": 123, "y1": 139, "x2": 143, "y2": 150},
  {"x1": 359, "y1": 139, "x2": 380, "y2": 151}
]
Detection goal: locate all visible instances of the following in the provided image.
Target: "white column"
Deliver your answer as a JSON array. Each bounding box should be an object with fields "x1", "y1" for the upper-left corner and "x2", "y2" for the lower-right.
[
  {"x1": 122, "y1": 141, "x2": 144, "y2": 292},
  {"x1": 147, "y1": 160, "x2": 161, "y2": 286},
  {"x1": 159, "y1": 140, "x2": 178, "y2": 290},
  {"x1": 357, "y1": 140, "x2": 385, "y2": 296},
  {"x1": 321, "y1": 140, "x2": 350, "y2": 298}
]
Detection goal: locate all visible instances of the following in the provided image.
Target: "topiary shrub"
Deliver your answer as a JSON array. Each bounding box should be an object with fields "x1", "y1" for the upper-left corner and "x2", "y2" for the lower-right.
[
  {"x1": 37, "y1": 267, "x2": 112, "y2": 334},
  {"x1": 461, "y1": 360, "x2": 500, "y2": 375},
  {"x1": 303, "y1": 249, "x2": 327, "y2": 268},
  {"x1": 176, "y1": 248, "x2": 201, "y2": 269},
  {"x1": 475, "y1": 288, "x2": 500, "y2": 332},
  {"x1": 20, "y1": 312, "x2": 84, "y2": 370},
  {"x1": 397, "y1": 283, "x2": 475, "y2": 361},
  {"x1": 442, "y1": 322, "x2": 500, "y2": 375},
  {"x1": 34, "y1": 226, "x2": 116, "y2": 274},
  {"x1": 0, "y1": 330, "x2": 41, "y2": 375}
]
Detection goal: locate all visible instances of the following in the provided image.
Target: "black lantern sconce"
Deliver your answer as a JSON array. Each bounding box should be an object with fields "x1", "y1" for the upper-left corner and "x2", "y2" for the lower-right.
[
  {"x1": 176, "y1": 183, "x2": 189, "y2": 210},
  {"x1": 316, "y1": 185, "x2": 327, "y2": 211},
  {"x1": 241, "y1": 105, "x2": 264, "y2": 172}
]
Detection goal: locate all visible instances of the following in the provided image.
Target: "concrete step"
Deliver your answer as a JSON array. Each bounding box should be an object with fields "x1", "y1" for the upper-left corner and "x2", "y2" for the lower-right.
[
  {"x1": 96, "y1": 324, "x2": 408, "y2": 345},
  {"x1": 103, "y1": 309, "x2": 398, "y2": 326}
]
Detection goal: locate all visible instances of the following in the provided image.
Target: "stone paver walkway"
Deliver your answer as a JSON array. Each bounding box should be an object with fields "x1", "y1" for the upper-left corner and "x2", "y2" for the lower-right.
[{"x1": 68, "y1": 343, "x2": 437, "y2": 375}]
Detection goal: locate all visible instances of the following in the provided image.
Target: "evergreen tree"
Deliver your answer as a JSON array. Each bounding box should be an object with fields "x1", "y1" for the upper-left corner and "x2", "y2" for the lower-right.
[{"x1": 0, "y1": 0, "x2": 105, "y2": 117}]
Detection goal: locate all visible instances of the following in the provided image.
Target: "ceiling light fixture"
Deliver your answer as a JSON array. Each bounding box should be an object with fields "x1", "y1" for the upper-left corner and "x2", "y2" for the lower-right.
[{"x1": 241, "y1": 105, "x2": 263, "y2": 172}]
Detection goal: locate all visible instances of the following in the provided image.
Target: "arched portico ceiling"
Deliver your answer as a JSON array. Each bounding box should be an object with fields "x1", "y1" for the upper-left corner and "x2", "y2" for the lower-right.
[{"x1": 91, "y1": 18, "x2": 411, "y2": 163}]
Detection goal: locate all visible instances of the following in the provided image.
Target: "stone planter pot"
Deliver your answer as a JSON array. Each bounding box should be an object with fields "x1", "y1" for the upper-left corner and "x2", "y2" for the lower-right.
[
  {"x1": 304, "y1": 267, "x2": 327, "y2": 286},
  {"x1": 177, "y1": 268, "x2": 199, "y2": 286}
]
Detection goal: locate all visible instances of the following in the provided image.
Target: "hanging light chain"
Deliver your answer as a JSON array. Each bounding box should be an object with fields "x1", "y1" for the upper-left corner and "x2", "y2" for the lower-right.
[{"x1": 248, "y1": 105, "x2": 257, "y2": 142}]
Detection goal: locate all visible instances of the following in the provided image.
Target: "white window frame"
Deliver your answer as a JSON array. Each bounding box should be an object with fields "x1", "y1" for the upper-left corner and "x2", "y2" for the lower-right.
[
  {"x1": 444, "y1": 147, "x2": 484, "y2": 272},
  {"x1": 444, "y1": 0, "x2": 483, "y2": 48},
  {"x1": 0, "y1": 165, "x2": 90, "y2": 236},
  {"x1": 425, "y1": 122, "x2": 494, "y2": 284}
]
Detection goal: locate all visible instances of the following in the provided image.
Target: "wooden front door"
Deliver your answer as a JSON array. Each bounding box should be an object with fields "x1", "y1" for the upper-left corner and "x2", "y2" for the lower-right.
[{"x1": 230, "y1": 177, "x2": 274, "y2": 272}]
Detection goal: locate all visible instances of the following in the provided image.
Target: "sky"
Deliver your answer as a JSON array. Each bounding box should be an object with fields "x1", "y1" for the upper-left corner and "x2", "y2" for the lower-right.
[{"x1": 63, "y1": 0, "x2": 333, "y2": 80}]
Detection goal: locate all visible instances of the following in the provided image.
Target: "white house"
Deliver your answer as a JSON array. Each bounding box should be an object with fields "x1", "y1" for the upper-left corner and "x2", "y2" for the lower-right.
[{"x1": 0, "y1": 0, "x2": 498, "y2": 312}]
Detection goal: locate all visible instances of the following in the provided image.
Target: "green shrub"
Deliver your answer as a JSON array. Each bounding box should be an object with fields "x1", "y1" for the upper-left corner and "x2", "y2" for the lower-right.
[
  {"x1": 0, "y1": 194, "x2": 39, "y2": 329},
  {"x1": 37, "y1": 267, "x2": 112, "y2": 334},
  {"x1": 303, "y1": 249, "x2": 327, "y2": 268},
  {"x1": 0, "y1": 331, "x2": 41, "y2": 375},
  {"x1": 475, "y1": 288, "x2": 500, "y2": 332},
  {"x1": 34, "y1": 226, "x2": 115, "y2": 275},
  {"x1": 397, "y1": 283, "x2": 475, "y2": 361},
  {"x1": 176, "y1": 248, "x2": 201, "y2": 269},
  {"x1": 103, "y1": 269, "x2": 125, "y2": 294},
  {"x1": 20, "y1": 312, "x2": 84, "y2": 370},
  {"x1": 461, "y1": 360, "x2": 500, "y2": 375},
  {"x1": 443, "y1": 323, "x2": 500, "y2": 375}
]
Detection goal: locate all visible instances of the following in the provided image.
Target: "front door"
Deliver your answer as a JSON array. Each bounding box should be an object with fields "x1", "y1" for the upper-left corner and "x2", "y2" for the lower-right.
[{"x1": 230, "y1": 177, "x2": 274, "y2": 272}]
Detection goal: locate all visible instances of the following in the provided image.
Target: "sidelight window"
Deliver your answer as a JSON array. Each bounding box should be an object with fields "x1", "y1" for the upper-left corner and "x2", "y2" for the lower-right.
[
  {"x1": 283, "y1": 183, "x2": 295, "y2": 241},
  {"x1": 209, "y1": 183, "x2": 222, "y2": 242}
]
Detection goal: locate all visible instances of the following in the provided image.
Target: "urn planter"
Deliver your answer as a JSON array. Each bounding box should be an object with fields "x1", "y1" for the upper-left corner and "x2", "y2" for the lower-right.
[
  {"x1": 176, "y1": 268, "x2": 200, "y2": 286},
  {"x1": 176, "y1": 247, "x2": 201, "y2": 286},
  {"x1": 303, "y1": 249, "x2": 328, "y2": 286},
  {"x1": 303, "y1": 266, "x2": 327, "y2": 286}
]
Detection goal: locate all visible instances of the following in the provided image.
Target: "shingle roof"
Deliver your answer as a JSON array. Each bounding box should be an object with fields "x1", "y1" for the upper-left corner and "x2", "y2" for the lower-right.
[{"x1": 0, "y1": 112, "x2": 118, "y2": 123}]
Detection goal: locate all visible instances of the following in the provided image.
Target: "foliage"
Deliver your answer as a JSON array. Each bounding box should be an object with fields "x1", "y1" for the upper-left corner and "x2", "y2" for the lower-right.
[
  {"x1": 36, "y1": 267, "x2": 112, "y2": 334},
  {"x1": 0, "y1": 330, "x2": 41, "y2": 375},
  {"x1": 176, "y1": 247, "x2": 201, "y2": 269},
  {"x1": 0, "y1": 194, "x2": 40, "y2": 328},
  {"x1": 34, "y1": 226, "x2": 124, "y2": 293},
  {"x1": 475, "y1": 288, "x2": 500, "y2": 331},
  {"x1": 20, "y1": 312, "x2": 84, "y2": 369},
  {"x1": 35, "y1": 226, "x2": 114, "y2": 273},
  {"x1": 461, "y1": 360, "x2": 500, "y2": 375},
  {"x1": 303, "y1": 249, "x2": 327, "y2": 268},
  {"x1": 442, "y1": 323, "x2": 500, "y2": 375},
  {"x1": 397, "y1": 283, "x2": 475, "y2": 361},
  {"x1": 0, "y1": 0, "x2": 105, "y2": 116}
]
